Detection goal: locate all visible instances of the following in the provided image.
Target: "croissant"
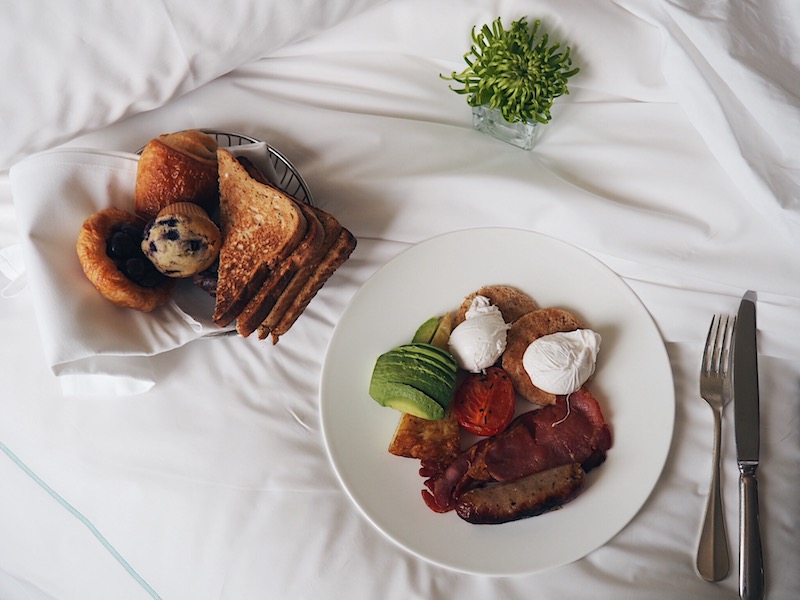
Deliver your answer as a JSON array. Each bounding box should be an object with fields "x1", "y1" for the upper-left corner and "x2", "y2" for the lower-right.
[{"x1": 134, "y1": 130, "x2": 219, "y2": 220}]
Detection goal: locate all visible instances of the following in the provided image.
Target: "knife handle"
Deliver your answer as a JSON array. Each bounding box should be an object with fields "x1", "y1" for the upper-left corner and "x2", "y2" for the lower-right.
[{"x1": 739, "y1": 465, "x2": 764, "y2": 600}]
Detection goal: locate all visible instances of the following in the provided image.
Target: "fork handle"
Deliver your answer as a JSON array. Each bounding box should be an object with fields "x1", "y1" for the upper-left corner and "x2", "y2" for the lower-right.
[
  {"x1": 739, "y1": 464, "x2": 764, "y2": 600},
  {"x1": 696, "y1": 410, "x2": 730, "y2": 581}
]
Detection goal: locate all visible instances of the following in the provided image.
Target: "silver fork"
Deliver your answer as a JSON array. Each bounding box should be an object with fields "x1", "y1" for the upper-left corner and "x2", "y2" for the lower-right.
[{"x1": 696, "y1": 314, "x2": 736, "y2": 582}]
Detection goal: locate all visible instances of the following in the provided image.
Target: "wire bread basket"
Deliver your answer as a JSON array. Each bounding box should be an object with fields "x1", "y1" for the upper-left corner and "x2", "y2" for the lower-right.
[{"x1": 136, "y1": 129, "x2": 314, "y2": 338}]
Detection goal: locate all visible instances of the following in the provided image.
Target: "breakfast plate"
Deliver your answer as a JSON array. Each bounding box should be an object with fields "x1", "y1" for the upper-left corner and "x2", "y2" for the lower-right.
[{"x1": 320, "y1": 227, "x2": 675, "y2": 576}]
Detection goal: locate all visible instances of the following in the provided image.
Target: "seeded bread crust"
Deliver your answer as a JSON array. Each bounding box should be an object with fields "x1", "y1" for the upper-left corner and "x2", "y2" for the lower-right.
[
  {"x1": 212, "y1": 149, "x2": 307, "y2": 327},
  {"x1": 453, "y1": 285, "x2": 539, "y2": 326},
  {"x1": 261, "y1": 225, "x2": 356, "y2": 343},
  {"x1": 501, "y1": 308, "x2": 582, "y2": 405},
  {"x1": 257, "y1": 206, "x2": 341, "y2": 337},
  {"x1": 235, "y1": 201, "x2": 325, "y2": 337}
]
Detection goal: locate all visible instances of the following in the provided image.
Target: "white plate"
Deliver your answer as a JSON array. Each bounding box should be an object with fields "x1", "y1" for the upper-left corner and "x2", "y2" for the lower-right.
[{"x1": 320, "y1": 228, "x2": 675, "y2": 576}]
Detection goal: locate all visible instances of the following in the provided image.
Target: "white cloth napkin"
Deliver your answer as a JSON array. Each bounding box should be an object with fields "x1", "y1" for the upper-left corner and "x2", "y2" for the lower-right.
[{"x1": 8, "y1": 146, "x2": 252, "y2": 396}]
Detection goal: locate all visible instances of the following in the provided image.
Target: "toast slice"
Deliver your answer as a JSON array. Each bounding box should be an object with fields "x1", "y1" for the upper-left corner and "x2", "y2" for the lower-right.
[
  {"x1": 261, "y1": 224, "x2": 356, "y2": 343},
  {"x1": 235, "y1": 201, "x2": 325, "y2": 337},
  {"x1": 256, "y1": 205, "x2": 342, "y2": 337},
  {"x1": 212, "y1": 149, "x2": 307, "y2": 327}
]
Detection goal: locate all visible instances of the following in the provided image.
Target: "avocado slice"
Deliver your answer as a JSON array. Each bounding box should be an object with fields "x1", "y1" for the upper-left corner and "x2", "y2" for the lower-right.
[
  {"x1": 429, "y1": 312, "x2": 453, "y2": 350},
  {"x1": 371, "y1": 357, "x2": 454, "y2": 408},
  {"x1": 393, "y1": 343, "x2": 457, "y2": 373},
  {"x1": 375, "y1": 351, "x2": 456, "y2": 385},
  {"x1": 368, "y1": 340, "x2": 459, "y2": 419},
  {"x1": 372, "y1": 363, "x2": 455, "y2": 403},
  {"x1": 371, "y1": 381, "x2": 445, "y2": 420},
  {"x1": 412, "y1": 316, "x2": 439, "y2": 344},
  {"x1": 384, "y1": 351, "x2": 455, "y2": 381}
]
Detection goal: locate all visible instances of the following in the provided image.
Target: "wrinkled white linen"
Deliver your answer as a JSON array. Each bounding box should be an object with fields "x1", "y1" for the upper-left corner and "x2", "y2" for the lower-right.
[
  {"x1": 9, "y1": 149, "x2": 224, "y2": 395},
  {"x1": 0, "y1": 0, "x2": 387, "y2": 169},
  {"x1": 614, "y1": 0, "x2": 800, "y2": 242},
  {"x1": 8, "y1": 142, "x2": 286, "y2": 396},
  {"x1": 1, "y1": 0, "x2": 799, "y2": 599}
]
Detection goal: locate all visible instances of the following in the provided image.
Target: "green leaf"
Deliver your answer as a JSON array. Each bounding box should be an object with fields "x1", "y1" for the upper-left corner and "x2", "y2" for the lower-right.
[{"x1": 441, "y1": 16, "x2": 580, "y2": 124}]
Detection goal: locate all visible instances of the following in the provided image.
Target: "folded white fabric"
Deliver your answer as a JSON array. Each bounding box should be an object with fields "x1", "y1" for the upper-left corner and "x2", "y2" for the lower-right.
[
  {"x1": 0, "y1": 244, "x2": 26, "y2": 298},
  {"x1": 8, "y1": 147, "x2": 237, "y2": 396},
  {"x1": 614, "y1": 0, "x2": 800, "y2": 242}
]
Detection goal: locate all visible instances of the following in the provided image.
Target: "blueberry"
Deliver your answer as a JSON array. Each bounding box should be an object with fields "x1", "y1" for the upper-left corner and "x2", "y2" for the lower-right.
[
  {"x1": 107, "y1": 231, "x2": 136, "y2": 259},
  {"x1": 138, "y1": 273, "x2": 160, "y2": 288},
  {"x1": 124, "y1": 258, "x2": 146, "y2": 279}
]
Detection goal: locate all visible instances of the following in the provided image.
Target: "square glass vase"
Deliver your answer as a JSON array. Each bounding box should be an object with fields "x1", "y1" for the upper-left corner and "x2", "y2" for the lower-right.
[{"x1": 472, "y1": 105, "x2": 541, "y2": 150}]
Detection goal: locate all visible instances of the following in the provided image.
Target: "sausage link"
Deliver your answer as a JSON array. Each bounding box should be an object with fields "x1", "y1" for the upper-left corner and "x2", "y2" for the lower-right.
[{"x1": 455, "y1": 463, "x2": 585, "y2": 524}]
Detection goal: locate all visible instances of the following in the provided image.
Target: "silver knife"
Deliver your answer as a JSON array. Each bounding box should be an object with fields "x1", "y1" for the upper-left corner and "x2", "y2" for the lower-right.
[{"x1": 733, "y1": 290, "x2": 764, "y2": 600}]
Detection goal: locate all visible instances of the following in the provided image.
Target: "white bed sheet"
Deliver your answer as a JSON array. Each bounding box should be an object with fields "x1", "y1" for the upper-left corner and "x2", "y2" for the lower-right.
[{"x1": 1, "y1": 1, "x2": 799, "y2": 599}]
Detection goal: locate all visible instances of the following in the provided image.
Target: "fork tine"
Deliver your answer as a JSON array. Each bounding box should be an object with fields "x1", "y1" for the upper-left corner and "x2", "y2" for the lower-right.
[
  {"x1": 712, "y1": 316, "x2": 726, "y2": 375},
  {"x1": 703, "y1": 314, "x2": 721, "y2": 374},
  {"x1": 721, "y1": 315, "x2": 736, "y2": 379},
  {"x1": 705, "y1": 314, "x2": 736, "y2": 378}
]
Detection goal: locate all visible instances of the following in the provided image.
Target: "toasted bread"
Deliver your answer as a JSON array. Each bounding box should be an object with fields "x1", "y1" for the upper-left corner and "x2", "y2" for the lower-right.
[
  {"x1": 260, "y1": 223, "x2": 356, "y2": 343},
  {"x1": 453, "y1": 285, "x2": 538, "y2": 326},
  {"x1": 501, "y1": 308, "x2": 582, "y2": 405},
  {"x1": 212, "y1": 149, "x2": 308, "y2": 327},
  {"x1": 257, "y1": 206, "x2": 342, "y2": 336},
  {"x1": 235, "y1": 201, "x2": 325, "y2": 337}
]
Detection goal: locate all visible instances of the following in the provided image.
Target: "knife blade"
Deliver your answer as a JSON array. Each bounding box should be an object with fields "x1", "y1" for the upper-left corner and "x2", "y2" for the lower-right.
[{"x1": 733, "y1": 290, "x2": 764, "y2": 600}]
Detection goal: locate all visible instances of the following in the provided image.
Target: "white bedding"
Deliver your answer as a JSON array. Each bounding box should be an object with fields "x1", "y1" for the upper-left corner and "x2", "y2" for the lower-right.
[
  {"x1": 1, "y1": 1, "x2": 799, "y2": 599},
  {"x1": 0, "y1": 0, "x2": 386, "y2": 169}
]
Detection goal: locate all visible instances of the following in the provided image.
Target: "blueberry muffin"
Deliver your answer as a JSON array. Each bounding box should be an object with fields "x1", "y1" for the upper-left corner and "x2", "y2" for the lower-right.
[{"x1": 141, "y1": 203, "x2": 221, "y2": 278}]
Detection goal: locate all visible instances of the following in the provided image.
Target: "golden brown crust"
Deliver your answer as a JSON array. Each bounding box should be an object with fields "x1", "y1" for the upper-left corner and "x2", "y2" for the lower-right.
[
  {"x1": 134, "y1": 130, "x2": 219, "y2": 220},
  {"x1": 453, "y1": 285, "x2": 538, "y2": 326},
  {"x1": 235, "y1": 202, "x2": 325, "y2": 337},
  {"x1": 76, "y1": 208, "x2": 174, "y2": 312},
  {"x1": 257, "y1": 207, "x2": 342, "y2": 337},
  {"x1": 212, "y1": 149, "x2": 308, "y2": 327},
  {"x1": 388, "y1": 405, "x2": 461, "y2": 464},
  {"x1": 501, "y1": 308, "x2": 582, "y2": 405},
  {"x1": 264, "y1": 226, "x2": 356, "y2": 343}
]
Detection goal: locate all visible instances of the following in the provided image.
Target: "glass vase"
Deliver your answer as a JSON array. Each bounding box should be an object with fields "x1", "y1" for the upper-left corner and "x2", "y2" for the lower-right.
[{"x1": 472, "y1": 105, "x2": 541, "y2": 150}]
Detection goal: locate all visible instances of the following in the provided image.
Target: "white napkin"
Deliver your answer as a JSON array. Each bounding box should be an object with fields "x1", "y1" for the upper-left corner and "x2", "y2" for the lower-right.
[{"x1": 8, "y1": 146, "x2": 241, "y2": 396}]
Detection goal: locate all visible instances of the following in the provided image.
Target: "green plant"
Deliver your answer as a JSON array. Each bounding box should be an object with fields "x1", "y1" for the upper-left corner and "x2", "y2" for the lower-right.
[{"x1": 442, "y1": 17, "x2": 579, "y2": 125}]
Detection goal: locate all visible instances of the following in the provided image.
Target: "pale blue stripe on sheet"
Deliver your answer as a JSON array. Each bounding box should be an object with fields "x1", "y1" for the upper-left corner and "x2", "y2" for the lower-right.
[{"x1": 0, "y1": 440, "x2": 162, "y2": 600}]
